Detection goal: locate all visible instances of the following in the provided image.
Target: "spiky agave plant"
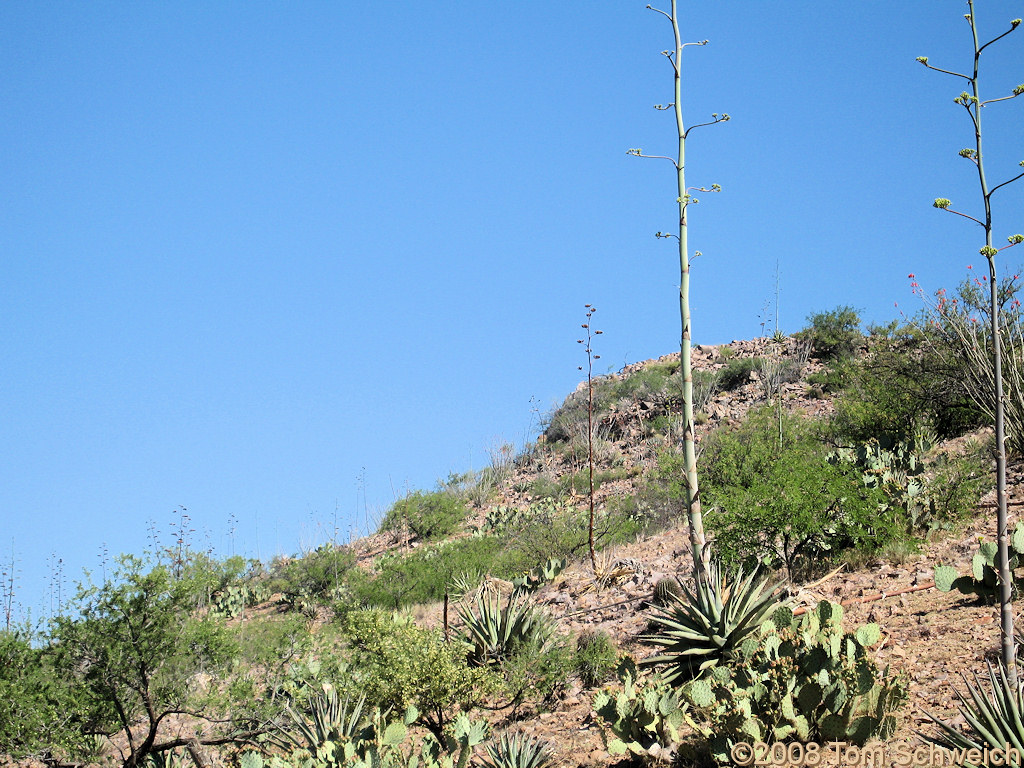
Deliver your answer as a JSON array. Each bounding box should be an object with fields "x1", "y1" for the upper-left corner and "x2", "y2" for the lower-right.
[
  {"x1": 479, "y1": 733, "x2": 555, "y2": 768},
  {"x1": 927, "y1": 661, "x2": 1024, "y2": 756},
  {"x1": 458, "y1": 592, "x2": 553, "y2": 666},
  {"x1": 641, "y1": 563, "x2": 786, "y2": 683},
  {"x1": 271, "y1": 687, "x2": 370, "y2": 755}
]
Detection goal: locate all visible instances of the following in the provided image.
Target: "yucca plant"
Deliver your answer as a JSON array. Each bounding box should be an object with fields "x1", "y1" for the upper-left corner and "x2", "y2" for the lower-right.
[
  {"x1": 479, "y1": 733, "x2": 555, "y2": 768},
  {"x1": 458, "y1": 592, "x2": 553, "y2": 666},
  {"x1": 927, "y1": 661, "x2": 1024, "y2": 757},
  {"x1": 641, "y1": 563, "x2": 786, "y2": 683}
]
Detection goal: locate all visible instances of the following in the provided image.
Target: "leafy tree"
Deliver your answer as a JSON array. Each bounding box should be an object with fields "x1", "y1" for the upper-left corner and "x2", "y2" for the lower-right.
[
  {"x1": 51, "y1": 556, "x2": 244, "y2": 768},
  {"x1": 917, "y1": 1, "x2": 1024, "y2": 679},
  {"x1": 629, "y1": 0, "x2": 730, "y2": 579},
  {"x1": 798, "y1": 306, "x2": 863, "y2": 362},
  {"x1": 691, "y1": 408, "x2": 896, "y2": 579},
  {"x1": 0, "y1": 627, "x2": 82, "y2": 759}
]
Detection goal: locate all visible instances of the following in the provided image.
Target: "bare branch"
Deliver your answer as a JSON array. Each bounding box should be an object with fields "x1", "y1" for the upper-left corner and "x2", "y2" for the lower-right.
[
  {"x1": 916, "y1": 57, "x2": 971, "y2": 81},
  {"x1": 990, "y1": 169, "x2": 1024, "y2": 197}
]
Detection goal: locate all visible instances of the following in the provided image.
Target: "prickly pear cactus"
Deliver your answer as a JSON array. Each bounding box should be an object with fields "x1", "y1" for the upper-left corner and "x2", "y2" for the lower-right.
[
  {"x1": 680, "y1": 600, "x2": 906, "y2": 764},
  {"x1": 934, "y1": 522, "x2": 1024, "y2": 602},
  {"x1": 592, "y1": 660, "x2": 690, "y2": 759}
]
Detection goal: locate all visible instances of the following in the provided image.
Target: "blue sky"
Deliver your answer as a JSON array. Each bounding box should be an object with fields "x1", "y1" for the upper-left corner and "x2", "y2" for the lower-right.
[{"x1": 2, "y1": 1, "x2": 1022, "y2": 617}]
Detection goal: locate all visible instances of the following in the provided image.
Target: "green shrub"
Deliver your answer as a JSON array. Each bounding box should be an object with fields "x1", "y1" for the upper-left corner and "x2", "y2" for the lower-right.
[
  {"x1": 689, "y1": 408, "x2": 898, "y2": 578},
  {"x1": 830, "y1": 326, "x2": 985, "y2": 444},
  {"x1": 380, "y1": 491, "x2": 470, "y2": 542},
  {"x1": 681, "y1": 601, "x2": 906, "y2": 764},
  {"x1": 271, "y1": 544, "x2": 357, "y2": 604},
  {"x1": 499, "y1": 635, "x2": 577, "y2": 706},
  {"x1": 575, "y1": 630, "x2": 619, "y2": 689},
  {"x1": 718, "y1": 357, "x2": 760, "y2": 391},
  {"x1": 355, "y1": 536, "x2": 528, "y2": 609},
  {"x1": 0, "y1": 629, "x2": 82, "y2": 759},
  {"x1": 343, "y1": 609, "x2": 499, "y2": 739},
  {"x1": 798, "y1": 305, "x2": 863, "y2": 361}
]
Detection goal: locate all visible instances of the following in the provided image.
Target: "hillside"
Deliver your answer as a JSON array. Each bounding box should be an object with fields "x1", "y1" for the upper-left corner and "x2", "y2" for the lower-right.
[{"x1": 4, "y1": 323, "x2": 1020, "y2": 768}]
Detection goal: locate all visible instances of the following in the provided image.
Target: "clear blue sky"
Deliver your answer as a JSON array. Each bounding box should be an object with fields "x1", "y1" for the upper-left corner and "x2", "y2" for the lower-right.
[{"x1": 2, "y1": 2, "x2": 1022, "y2": 618}]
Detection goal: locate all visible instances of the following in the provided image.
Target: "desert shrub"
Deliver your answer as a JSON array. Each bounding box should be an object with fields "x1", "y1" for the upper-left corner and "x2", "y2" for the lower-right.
[
  {"x1": 681, "y1": 602, "x2": 906, "y2": 763},
  {"x1": 379, "y1": 490, "x2": 470, "y2": 542},
  {"x1": 718, "y1": 357, "x2": 760, "y2": 391},
  {"x1": 831, "y1": 324, "x2": 986, "y2": 444},
  {"x1": 798, "y1": 305, "x2": 863, "y2": 361},
  {"x1": 500, "y1": 635, "x2": 578, "y2": 706},
  {"x1": 342, "y1": 609, "x2": 499, "y2": 739},
  {"x1": 0, "y1": 628, "x2": 83, "y2": 759},
  {"x1": 575, "y1": 629, "x2": 619, "y2": 688},
  {"x1": 270, "y1": 544, "x2": 356, "y2": 603},
  {"x1": 559, "y1": 466, "x2": 632, "y2": 497},
  {"x1": 544, "y1": 359, "x2": 717, "y2": 445},
  {"x1": 917, "y1": 275, "x2": 1024, "y2": 454},
  {"x1": 683, "y1": 408, "x2": 897, "y2": 578},
  {"x1": 355, "y1": 536, "x2": 528, "y2": 609}
]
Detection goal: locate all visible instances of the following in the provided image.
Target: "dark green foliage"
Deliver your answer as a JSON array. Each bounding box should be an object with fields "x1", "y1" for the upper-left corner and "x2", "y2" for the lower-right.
[
  {"x1": 353, "y1": 536, "x2": 528, "y2": 609},
  {"x1": 0, "y1": 628, "x2": 82, "y2": 759},
  {"x1": 380, "y1": 491, "x2": 470, "y2": 542},
  {"x1": 51, "y1": 556, "x2": 238, "y2": 768},
  {"x1": 681, "y1": 601, "x2": 906, "y2": 763},
  {"x1": 641, "y1": 565, "x2": 787, "y2": 683},
  {"x1": 828, "y1": 437, "x2": 989, "y2": 535},
  {"x1": 271, "y1": 544, "x2": 357, "y2": 606},
  {"x1": 718, "y1": 357, "x2": 760, "y2": 391},
  {"x1": 831, "y1": 325, "x2": 986, "y2": 444},
  {"x1": 685, "y1": 408, "x2": 899, "y2": 577},
  {"x1": 798, "y1": 306, "x2": 863, "y2": 361},
  {"x1": 499, "y1": 635, "x2": 578, "y2": 706},
  {"x1": 575, "y1": 629, "x2": 619, "y2": 689}
]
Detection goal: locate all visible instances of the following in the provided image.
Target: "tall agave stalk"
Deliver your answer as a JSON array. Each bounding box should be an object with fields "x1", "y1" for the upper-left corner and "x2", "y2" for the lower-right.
[
  {"x1": 629, "y1": 1, "x2": 729, "y2": 579},
  {"x1": 917, "y1": 2, "x2": 1024, "y2": 681}
]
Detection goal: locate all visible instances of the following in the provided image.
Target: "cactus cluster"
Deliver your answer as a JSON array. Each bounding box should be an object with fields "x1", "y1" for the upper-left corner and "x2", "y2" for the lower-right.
[
  {"x1": 641, "y1": 565, "x2": 787, "y2": 683},
  {"x1": 681, "y1": 601, "x2": 906, "y2": 764},
  {"x1": 828, "y1": 437, "x2": 938, "y2": 531},
  {"x1": 210, "y1": 582, "x2": 271, "y2": 620},
  {"x1": 511, "y1": 557, "x2": 567, "y2": 595},
  {"x1": 934, "y1": 522, "x2": 1024, "y2": 602},
  {"x1": 592, "y1": 660, "x2": 690, "y2": 760},
  {"x1": 651, "y1": 577, "x2": 684, "y2": 607}
]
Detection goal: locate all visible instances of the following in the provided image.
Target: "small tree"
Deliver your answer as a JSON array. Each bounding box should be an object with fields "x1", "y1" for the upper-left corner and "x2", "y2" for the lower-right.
[
  {"x1": 51, "y1": 556, "x2": 245, "y2": 768},
  {"x1": 628, "y1": 1, "x2": 729, "y2": 578},
  {"x1": 917, "y1": 1, "x2": 1024, "y2": 680}
]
